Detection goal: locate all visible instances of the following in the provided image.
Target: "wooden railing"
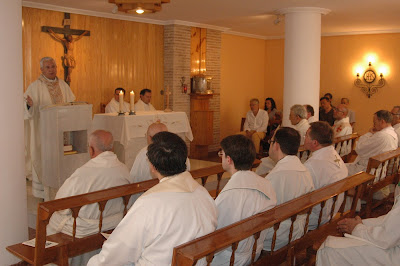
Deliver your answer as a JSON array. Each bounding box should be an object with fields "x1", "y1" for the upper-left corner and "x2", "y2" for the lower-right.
[
  {"x1": 6, "y1": 160, "x2": 261, "y2": 265},
  {"x1": 298, "y1": 133, "x2": 359, "y2": 163},
  {"x1": 362, "y1": 147, "x2": 400, "y2": 217},
  {"x1": 172, "y1": 172, "x2": 374, "y2": 266}
]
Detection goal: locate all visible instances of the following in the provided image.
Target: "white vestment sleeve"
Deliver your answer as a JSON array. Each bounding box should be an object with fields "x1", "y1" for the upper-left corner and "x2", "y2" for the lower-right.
[
  {"x1": 351, "y1": 208, "x2": 400, "y2": 249},
  {"x1": 355, "y1": 132, "x2": 385, "y2": 156},
  {"x1": 87, "y1": 199, "x2": 148, "y2": 265}
]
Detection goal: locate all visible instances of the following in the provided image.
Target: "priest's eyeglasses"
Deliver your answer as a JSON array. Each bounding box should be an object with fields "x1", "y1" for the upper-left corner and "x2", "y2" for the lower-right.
[{"x1": 268, "y1": 139, "x2": 276, "y2": 144}]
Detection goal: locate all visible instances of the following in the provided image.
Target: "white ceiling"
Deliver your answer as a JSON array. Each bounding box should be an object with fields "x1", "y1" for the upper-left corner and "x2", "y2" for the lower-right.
[{"x1": 23, "y1": 0, "x2": 400, "y2": 39}]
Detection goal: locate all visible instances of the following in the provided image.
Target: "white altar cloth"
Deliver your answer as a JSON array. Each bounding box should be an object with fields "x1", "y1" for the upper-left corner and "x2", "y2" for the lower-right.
[{"x1": 92, "y1": 111, "x2": 193, "y2": 169}]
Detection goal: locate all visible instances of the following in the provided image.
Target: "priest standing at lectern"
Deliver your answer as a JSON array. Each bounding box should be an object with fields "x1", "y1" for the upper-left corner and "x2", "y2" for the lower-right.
[{"x1": 24, "y1": 57, "x2": 75, "y2": 200}]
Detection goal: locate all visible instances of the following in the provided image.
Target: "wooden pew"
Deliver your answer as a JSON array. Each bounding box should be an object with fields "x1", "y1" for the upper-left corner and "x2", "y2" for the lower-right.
[
  {"x1": 361, "y1": 147, "x2": 400, "y2": 217},
  {"x1": 298, "y1": 133, "x2": 359, "y2": 163},
  {"x1": 171, "y1": 172, "x2": 374, "y2": 266},
  {"x1": 6, "y1": 160, "x2": 261, "y2": 265}
]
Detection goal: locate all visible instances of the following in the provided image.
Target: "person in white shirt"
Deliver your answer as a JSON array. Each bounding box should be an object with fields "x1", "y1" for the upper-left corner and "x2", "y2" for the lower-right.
[
  {"x1": 263, "y1": 127, "x2": 314, "y2": 251},
  {"x1": 333, "y1": 104, "x2": 353, "y2": 156},
  {"x1": 24, "y1": 57, "x2": 76, "y2": 200},
  {"x1": 134, "y1": 88, "x2": 156, "y2": 112},
  {"x1": 88, "y1": 132, "x2": 217, "y2": 266},
  {"x1": 391, "y1": 106, "x2": 400, "y2": 147},
  {"x1": 289, "y1": 104, "x2": 310, "y2": 145},
  {"x1": 341, "y1": 97, "x2": 356, "y2": 128},
  {"x1": 105, "y1": 87, "x2": 130, "y2": 113},
  {"x1": 240, "y1": 98, "x2": 269, "y2": 154},
  {"x1": 212, "y1": 135, "x2": 277, "y2": 265},
  {"x1": 316, "y1": 194, "x2": 400, "y2": 266},
  {"x1": 129, "y1": 122, "x2": 190, "y2": 183},
  {"x1": 305, "y1": 104, "x2": 318, "y2": 123},
  {"x1": 347, "y1": 110, "x2": 398, "y2": 176},
  {"x1": 47, "y1": 130, "x2": 130, "y2": 265},
  {"x1": 304, "y1": 122, "x2": 348, "y2": 230}
]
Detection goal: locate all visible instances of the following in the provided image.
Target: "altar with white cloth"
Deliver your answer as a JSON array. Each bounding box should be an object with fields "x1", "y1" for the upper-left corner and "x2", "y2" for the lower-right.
[{"x1": 92, "y1": 111, "x2": 193, "y2": 169}]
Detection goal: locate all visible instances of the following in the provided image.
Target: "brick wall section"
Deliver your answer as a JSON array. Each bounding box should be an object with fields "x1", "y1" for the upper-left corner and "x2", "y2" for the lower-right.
[
  {"x1": 164, "y1": 24, "x2": 192, "y2": 149},
  {"x1": 164, "y1": 25, "x2": 222, "y2": 153},
  {"x1": 206, "y1": 29, "x2": 221, "y2": 152}
]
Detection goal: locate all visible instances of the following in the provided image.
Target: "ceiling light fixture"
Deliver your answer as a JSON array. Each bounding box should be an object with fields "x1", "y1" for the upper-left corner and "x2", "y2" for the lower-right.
[
  {"x1": 108, "y1": 0, "x2": 170, "y2": 14},
  {"x1": 136, "y1": 7, "x2": 144, "y2": 14}
]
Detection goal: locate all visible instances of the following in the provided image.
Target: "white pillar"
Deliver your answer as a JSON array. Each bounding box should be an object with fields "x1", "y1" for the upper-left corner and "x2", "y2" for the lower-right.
[
  {"x1": 0, "y1": 0, "x2": 28, "y2": 264},
  {"x1": 280, "y1": 7, "x2": 330, "y2": 126}
]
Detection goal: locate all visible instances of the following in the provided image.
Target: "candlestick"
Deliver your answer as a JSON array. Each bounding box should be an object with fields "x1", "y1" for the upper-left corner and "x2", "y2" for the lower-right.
[
  {"x1": 119, "y1": 90, "x2": 124, "y2": 113},
  {"x1": 130, "y1": 91, "x2": 135, "y2": 111}
]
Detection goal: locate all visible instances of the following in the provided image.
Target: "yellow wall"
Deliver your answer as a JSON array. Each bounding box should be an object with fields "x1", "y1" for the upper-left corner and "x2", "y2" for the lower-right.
[
  {"x1": 22, "y1": 7, "x2": 164, "y2": 114},
  {"x1": 321, "y1": 33, "x2": 400, "y2": 134},
  {"x1": 220, "y1": 34, "x2": 266, "y2": 138},
  {"x1": 264, "y1": 39, "x2": 285, "y2": 113},
  {"x1": 221, "y1": 32, "x2": 400, "y2": 138}
]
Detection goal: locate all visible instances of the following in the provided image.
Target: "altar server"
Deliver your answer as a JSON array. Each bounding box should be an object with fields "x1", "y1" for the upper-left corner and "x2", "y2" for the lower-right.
[
  {"x1": 263, "y1": 127, "x2": 314, "y2": 251},
  {"x1": 304, "y1": 122, "x2": 348, "y2": 230},
  {"x1": 317, "y1": 194, "x2": 400, "y2": 265},
  {"x1": 134, "y1": 88, "x2": 156, "y2": 111},
  {"x1": 88, "y1": 132, "x2": 217, "y2": 265},
  {"x1": 346, "y1": 110, "x2": 397, "y2": 176},
  {"x1": 129, "y1": 122, "x2": 190, "y2": 183},
  {"x1": 212, "y1": 135, "x2": 276, "y2": 265},
  {"x1": 47, "y1": 130, "x2": 130, "y2": 265},
  {"x1": 105, "y1": 87, "x2": 130, "y2": 113},
  {"x1": 24, "y1": 57, "x2": 76, "y2": 200}
]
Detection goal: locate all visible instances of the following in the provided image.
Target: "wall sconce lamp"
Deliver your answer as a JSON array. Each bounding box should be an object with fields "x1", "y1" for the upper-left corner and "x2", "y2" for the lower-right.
[{"x1": 354, "y1": 62, "x2": 385, "y2": 98}]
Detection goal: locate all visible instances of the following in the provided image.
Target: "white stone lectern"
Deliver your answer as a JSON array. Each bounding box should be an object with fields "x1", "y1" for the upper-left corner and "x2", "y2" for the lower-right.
[{"x1": 40, "y1": 103, "x2": 92, "y2": 189}]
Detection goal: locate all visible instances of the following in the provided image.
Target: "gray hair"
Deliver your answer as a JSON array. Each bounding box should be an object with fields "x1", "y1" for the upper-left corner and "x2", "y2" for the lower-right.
[
  {"x1": 337, "y1": 105, "x2": 348, "y2": 116},
  {"x1": 375, "y1": 110, "x2": 392, "y2": 124},
  {"x1": 89, "y1": 130, "x2": 113, "y2": 152},
  {"x1": 290, "y1": 104, "x2": 307, "y2": 119},
  {"x1": 40, "y1": 57, "x2": 56, "y2": 68},
  {"x1": 250, "y1": 98, "x2": 259, "y2": 104}
]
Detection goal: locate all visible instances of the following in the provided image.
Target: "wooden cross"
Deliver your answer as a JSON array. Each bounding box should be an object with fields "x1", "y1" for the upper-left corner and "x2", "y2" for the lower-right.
[{"x1": 41, "y1": 13, "x2": 90, "y2": 85}]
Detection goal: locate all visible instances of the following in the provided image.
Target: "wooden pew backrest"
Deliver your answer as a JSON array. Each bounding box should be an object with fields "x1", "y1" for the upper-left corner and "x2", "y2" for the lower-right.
[
  {"x1": 363, "y1": 147, "x2": 400, "y2": 217},
  {"x1": 172, "y1": 172, "x2": 374, "y2": 266}
]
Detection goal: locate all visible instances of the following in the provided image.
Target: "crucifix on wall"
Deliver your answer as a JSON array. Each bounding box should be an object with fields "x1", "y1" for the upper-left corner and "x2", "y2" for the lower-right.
[{"x1": 41, "y1": 13, "x2": 90, "y2": 84}]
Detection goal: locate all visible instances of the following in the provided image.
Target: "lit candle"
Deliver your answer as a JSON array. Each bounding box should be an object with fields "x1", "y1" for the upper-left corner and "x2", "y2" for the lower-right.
[
  {"x1": 130, "y1": 91, "x2": 135, "y2": 111},
  {"x1": 119, "y1": 90, "x2": 124, "y2": 113}
]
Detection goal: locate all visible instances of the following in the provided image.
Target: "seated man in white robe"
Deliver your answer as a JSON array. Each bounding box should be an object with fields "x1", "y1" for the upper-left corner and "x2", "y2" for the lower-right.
[
  {"x1": 256, "y1": 104, "x2": 310, "y2": 176},
  {"x1": 134, "y1": 88, "x2": 156, "y2": 112},
  {"x1": 212, "y1": 135, "x2": 277, "y2": 266},
  {"x1": 263, "y1": 127, "x2": 314, "y2": 251},
  {"x1": 332, "y1": 104, "x2": 353, "y2": 156},
  {"x1": 129, "y1": 122, "x2": 190, "y2": 183},
  {"x1": 316, "y1": 194, "x2": 400, "y2": 265},
  {"x1": 24, "y1": 56, "x2": 76, "y2": 200},
  {"x1": 88, "y1": 132, "x2": 217, "y2": 266},
  {"x1": 346, "y1": 110, "x2": 398, "y2": 176},
  {"x1": 304, "y1": 122, "x2": 348, "y2": 230},
  {"x1": 390, "y1": 105, "x2": 400, "y2": 147},
  {"x1": 47, "y1": 130, "x2": 130, "y2": 265},
  {"x1": 305, "y1": 104, "x2": 318, "y2": 123},
  {"x1": 239, "y1": 98, "x2": 269, "y2": 154},
  {"x1": 105, "y1": 87, "x2": 130, "y2": 113}
]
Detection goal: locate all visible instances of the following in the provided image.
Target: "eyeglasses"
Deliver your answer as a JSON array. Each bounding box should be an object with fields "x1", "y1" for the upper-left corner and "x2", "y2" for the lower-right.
[{"x1": 268, "y1": 139, "x2": 276, "y2": 144}]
